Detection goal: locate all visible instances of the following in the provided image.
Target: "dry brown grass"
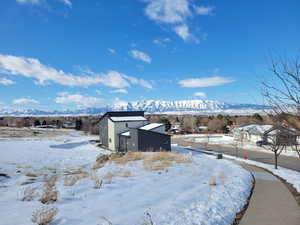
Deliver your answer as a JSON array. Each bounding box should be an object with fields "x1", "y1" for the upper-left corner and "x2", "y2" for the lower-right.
[
  {"x1": 144, "y1": 160, "x2": 172, "y2": 171},
  {"x1": 111, "y1": 151, "x2": 191, "y2": 172},
  {"x1": 63, "y1": 172, "x2": 89, "y2": 186},
  {"x1": 31, "y1": 206, "x2": 58, "y2": 225},
  {"x1": 40, "y1": 176, "x2": 58, "y2": 204},
  {"x1": 25, "y1": 172, "x2": 39, "y2": 177},
  {"x1": 143, "y1": 151, "x2": 191, "y2": 171},
  {"x1": 64, "y1": 168, "x2": 87, "y2": 175},
  {"x1": 102, "y1": 170, "x2": 132, "y2": 183},
  {"x1": 112, "y1": 152, "x2": 146, "y2": 165},
  {"x1": 92, "y1": 154, "x2": 110, "y2": 170}
]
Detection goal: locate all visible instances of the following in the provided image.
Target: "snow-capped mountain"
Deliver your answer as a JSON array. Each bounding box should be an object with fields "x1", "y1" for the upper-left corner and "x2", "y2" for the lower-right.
[{"x1": 0, "y1": 100, "x2": 268, "y2": 116}]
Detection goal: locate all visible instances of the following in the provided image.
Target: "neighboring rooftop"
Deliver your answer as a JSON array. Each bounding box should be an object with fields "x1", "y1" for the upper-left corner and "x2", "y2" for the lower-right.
[{"x1": 234, "y1": 124, "x2": 273, "y2": 135}]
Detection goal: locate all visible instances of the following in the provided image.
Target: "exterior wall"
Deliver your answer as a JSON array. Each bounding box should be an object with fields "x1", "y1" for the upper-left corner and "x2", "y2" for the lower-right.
[
  {"x1": 119, "y1": 135, "x2": 130, "y2": 152},
  {"x1": 127, "y1": 128, "x2": 139, "y2": 151},
  {"x1": 113, "y1": 120, "x2": 148, "y2": 151},
  {"x1": 137, "y1": 129, "x2": 171, "y2": 151},
  {"x1": 108, "y1": 118, "x2": 115, "y2": 150},
  {"x1": 119, "y1": 128, "x2": 171, "y2": 152},
  {"x1": 99, "y1": 116, "x2": 108, "y2": 147}
]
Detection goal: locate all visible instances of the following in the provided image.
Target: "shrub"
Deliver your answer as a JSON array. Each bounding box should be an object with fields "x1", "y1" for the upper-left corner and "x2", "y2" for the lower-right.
[
  {"x1": 92, "y1": 154, "x2": 110, "y2": 170},
  {"x1": 94, "y1": 178, "x2": 103, "y2": 189},
  {"x1": 90, "y1": 174, "x2": 103, "y2": 189},
  {"x1": 209, "y1": 176, "x2": 217, "y2": 186},
  {"x1": 20, "y1": 186, "x2": 37, "y2": 201},
  {"x1": 31, "y1": 206, "x2": 58, "y2": 225},
  {"x1": 40, "y1": 176, "x2": 58, "y2": 204}
]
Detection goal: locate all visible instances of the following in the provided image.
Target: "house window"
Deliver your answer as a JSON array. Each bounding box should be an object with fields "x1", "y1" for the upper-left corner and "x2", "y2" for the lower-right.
[
  {"x1": 109, "y1": 138, "x2": 112, "y2": 143},
  {"x1": 126, "y1": 123, "x2": 128, "y2": 127}
]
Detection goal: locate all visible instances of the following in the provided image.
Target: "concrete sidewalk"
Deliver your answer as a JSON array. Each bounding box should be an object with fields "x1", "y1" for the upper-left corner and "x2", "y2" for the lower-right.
[{"x1": 239, "y1": 164, "x2": 300, "y2": 225}]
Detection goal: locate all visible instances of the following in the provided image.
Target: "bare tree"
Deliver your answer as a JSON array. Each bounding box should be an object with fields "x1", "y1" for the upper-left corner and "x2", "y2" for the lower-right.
[
  {"x1": 262, "y1": 54, "x2": 300, "y2": 160},
  {"x1": 207, "y1": 118, "x2": 224, "y2": 133},
  {"x1": 262, "y1": 128, "x2": 290, "y2": 169},
  {"x1": 262, "y1": 55, "x2": 300, "y2": 130},
  {"x1": 233, "y1": 130, "x2": 245, "y2": 158},
  {"x1": 204, "y1": 132, "x2": 210, "y2": 150}
]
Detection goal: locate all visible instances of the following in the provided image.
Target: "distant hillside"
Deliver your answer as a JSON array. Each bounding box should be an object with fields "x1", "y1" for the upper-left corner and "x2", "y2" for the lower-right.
[{"x1": 0, "y1": 100, "x2": 269, "y2": 116}]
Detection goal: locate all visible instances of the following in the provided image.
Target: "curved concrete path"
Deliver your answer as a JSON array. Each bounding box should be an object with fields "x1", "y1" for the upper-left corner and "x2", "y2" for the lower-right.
[{"x1": 239, "y1": 164, "x2": 300, "y2": 225}]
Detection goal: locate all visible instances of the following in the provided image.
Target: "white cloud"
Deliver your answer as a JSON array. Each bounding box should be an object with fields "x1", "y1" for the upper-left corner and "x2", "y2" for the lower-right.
[
  {"x1": 153, "y1": 38, "x2": 171, "y2": 46},
  {"x1": 55, "y1": 92, "x2": 103, "y2": 107},
  {"x1": 178, "y1": 76, "x2": 235, "y2": 88},
  {"x1": 0, "y1": 54, "x2": 152, "y2": 89},
  {"x1": 194, "y1": 92, "x2": 206, "y2": 98},
  {"x1": 194, "y1": 6, "x2": 214, "y2": 15},
  {"x1": 122, "y1": 74, "x2": 153, "y2": 89},
  {"x1": 145, "y1": 0, "x2": 190, "y2": 24},
  {"x1": 59, "y1": 0, "x2": 72, "y2": 7},
  {"x1": 129, "y1": 50, "x2": 152, "y2": 63},
  {"x1": 13, "y1": 98, "x2": 39, "y2": 104},
  {"x1": 110, "y1": 89, "x2": 128, "y2": 94},
  {"x1": 0, "y1": 78, "x2": 15, "y2": 85},
  {"x1": 0, "y1": 101, "x2": 4, "y2": 104},
  {"x1": 16, "y1": 0, "x2": 40, "y2": 4},
  {"x1": 16, "y1": 0, "x2": 71, "y2": 7},
  {"x1": 143, "y1": 0, "x2": 214, "y2": 41},
  {"x1": 95, "y1": 89, "x2": 102, "y2": 95},
  {"x1": 174, "y1": 24, "x2": 190, "y2": 40},
  {"x1": 107, "y1": 48, "x2": 116, "y2": 54}
]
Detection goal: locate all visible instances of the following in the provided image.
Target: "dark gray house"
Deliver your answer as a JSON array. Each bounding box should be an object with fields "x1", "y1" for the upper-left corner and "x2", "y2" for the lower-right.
[{"x1": 99, "y1": 111, "x2": 171, "y2": 152}]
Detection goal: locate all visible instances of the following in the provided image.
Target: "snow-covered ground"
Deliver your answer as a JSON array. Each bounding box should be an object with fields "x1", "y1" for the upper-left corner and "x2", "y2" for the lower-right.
[
  {"x1": 0, "y1": 133, "x2": 253, "y2": 225},
  {"x1": 183, "y1": 134, "x2": 300, "y2": 158},
  {"x1": 224, "y1": 154, "x2": 300, "y2": 193}
]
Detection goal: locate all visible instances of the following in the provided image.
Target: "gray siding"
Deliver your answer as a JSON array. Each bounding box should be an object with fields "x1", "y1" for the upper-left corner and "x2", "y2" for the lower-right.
[
  {"x1": 99, "y1": 116, "x2": 108, "y2": 147},
  {"x1": 119, "y1": 128, "x2": 170, "y2": 152},
  {"x1": 137, "y1": 129, "x2": 171, "y2": 151}
]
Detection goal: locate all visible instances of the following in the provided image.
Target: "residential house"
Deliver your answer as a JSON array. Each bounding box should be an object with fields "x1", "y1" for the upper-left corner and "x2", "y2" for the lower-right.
[
  {"x1": 232, "y1": 124, "x2": 273, "y2": 143},
  {"x1": 99, "y1": 111, "x2": 171, "y2": 152}
]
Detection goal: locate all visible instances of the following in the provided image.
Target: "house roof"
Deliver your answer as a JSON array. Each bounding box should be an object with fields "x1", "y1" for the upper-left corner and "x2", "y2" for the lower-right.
[
  {"x1": 234, "y1": 124, "x2": 273, "y2": 135},
  {"x1": 120, "y1": 123, "x2": 164, "y2": 137},
  {"x1": 263, "y1": 125, "x2": 297, "y2": 136},
  {"x1": 110, "y1": 116, "x2": 147, "y2": 122},
  {"x1": 120, "y1": 131, "x2": 130, "y2": 136},
  {"x1": 99, "y1": 111, "x2": 145, "y2": 123},
  {"x1": 139, "y1": 123, "x2": 164, "y2": 131}
]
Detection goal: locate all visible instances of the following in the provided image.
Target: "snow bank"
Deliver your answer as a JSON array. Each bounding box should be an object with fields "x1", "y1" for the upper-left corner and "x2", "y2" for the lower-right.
[{"x1": 224, "y1": 155, "x2": 300, "y2": 193}]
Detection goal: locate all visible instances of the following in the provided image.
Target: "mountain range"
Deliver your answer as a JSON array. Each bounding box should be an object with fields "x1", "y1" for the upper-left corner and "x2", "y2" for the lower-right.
[{"x1": 0, "y1": 100, "x2": 268, "y2": 116}]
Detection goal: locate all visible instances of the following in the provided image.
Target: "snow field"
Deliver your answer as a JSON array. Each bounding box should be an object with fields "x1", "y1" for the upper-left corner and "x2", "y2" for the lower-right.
[{"x1": 0, "y1": 134, "x2": 253, "y2": 225}]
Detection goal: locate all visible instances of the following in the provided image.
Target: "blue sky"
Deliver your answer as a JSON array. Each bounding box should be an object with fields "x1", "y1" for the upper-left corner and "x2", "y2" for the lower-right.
[{"x1": 0, "y1": 0, "x2": 299, "y2": 110}]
